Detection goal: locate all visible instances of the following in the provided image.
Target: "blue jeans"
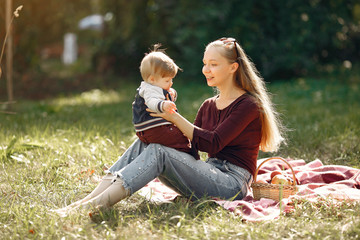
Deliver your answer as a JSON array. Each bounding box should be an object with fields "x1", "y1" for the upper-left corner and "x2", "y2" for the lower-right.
[{"x1": 107, "y1": 139, "x2": 253, "y2": 200}]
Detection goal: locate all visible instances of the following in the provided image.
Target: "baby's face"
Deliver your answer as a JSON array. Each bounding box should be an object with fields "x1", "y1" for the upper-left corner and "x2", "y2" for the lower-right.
[{"x1": 152, "y1": 76, "x2": 173, "y2": 91}]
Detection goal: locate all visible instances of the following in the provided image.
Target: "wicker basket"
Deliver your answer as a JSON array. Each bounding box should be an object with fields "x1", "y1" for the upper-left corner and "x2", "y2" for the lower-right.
[{"x1": 251, "y1": 157, "x2": 298, "y2": 201}]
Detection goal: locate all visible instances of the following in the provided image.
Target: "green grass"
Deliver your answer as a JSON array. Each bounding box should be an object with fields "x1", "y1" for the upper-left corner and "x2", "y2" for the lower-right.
[
  {"x1": 1, "y1": 74, "x2": 360, "y2": 239},
  {"x1": 268, "y1": 77, "x2": 360, "y2": 167}
]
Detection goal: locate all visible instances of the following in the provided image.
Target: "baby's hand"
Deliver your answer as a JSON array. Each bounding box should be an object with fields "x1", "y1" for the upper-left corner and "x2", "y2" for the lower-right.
[
  {"x1": 168, "y1": 88, "x2": 177, "y2": 101},
  {"x1": 162, "y1": 101, "x2": 177, "y2": 114}
]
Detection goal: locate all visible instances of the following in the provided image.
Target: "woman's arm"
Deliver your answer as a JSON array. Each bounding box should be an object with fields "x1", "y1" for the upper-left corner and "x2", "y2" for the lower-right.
[
  {"x1": 148, "y1": 110, "x2": 195, "y2": 140},
  {"x1": 193, "y1": 99, "x2": 260, "y2": 154}
]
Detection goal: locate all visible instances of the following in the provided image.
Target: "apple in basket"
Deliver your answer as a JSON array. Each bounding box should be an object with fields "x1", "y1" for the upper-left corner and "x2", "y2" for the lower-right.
[
  {"x1": 271, "y1": 174, "x2": 292, "y2": 185},
  {"x1": 270, "y1": 170, "x2": 282, "y2": 179}
]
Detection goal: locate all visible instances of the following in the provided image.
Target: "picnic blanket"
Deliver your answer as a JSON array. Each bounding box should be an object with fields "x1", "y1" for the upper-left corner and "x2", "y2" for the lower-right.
[{"x1": 137, "y1": 158, "x2": 360, "y2": 222}]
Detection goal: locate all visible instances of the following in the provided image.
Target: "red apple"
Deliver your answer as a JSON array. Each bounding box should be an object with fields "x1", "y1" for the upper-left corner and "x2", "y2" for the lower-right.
[{"x1": 270, "y1": 170, "x2": 282, "y2": 179}]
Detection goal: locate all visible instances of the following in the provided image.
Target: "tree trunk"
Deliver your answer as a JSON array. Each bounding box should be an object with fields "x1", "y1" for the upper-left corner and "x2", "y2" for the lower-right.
[{"x1": 6, "y1": 0, "x2": 14, "y2": 108}]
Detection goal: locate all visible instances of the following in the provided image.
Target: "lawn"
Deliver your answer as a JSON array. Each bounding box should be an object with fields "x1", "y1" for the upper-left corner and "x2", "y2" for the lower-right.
[{"x1": 1, "y1": 72, "x2": 360, "y2": 239}]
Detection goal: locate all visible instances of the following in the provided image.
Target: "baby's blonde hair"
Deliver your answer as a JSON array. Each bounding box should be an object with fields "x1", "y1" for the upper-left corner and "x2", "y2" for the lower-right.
[
  {"x1": 140, "y1": 44, "x2": 180, "y2": 81},
  {"x1": 206, "y1": 38, "x2": 285, "y2": 152}
]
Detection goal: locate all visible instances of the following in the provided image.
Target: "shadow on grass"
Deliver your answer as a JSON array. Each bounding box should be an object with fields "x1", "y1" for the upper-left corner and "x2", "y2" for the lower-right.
[{"x1": 89, "y1": 196, "x2": 219, "y2": 231}]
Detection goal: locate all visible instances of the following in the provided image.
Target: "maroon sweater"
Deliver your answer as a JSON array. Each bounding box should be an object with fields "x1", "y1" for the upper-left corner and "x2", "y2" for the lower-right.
[{"x1": 192, "y1": 93, "x2": 262, "y2": 176}]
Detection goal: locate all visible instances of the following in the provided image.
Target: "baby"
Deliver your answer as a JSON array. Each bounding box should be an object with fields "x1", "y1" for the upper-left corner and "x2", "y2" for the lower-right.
[{"x1": 132, "y1": 45, "x2": 193, "y2": 154}]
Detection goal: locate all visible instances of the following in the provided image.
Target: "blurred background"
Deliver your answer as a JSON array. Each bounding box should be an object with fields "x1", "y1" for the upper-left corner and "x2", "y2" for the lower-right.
[{"x1": 0, "y1": 0, "x2": 359, "y2": 100}]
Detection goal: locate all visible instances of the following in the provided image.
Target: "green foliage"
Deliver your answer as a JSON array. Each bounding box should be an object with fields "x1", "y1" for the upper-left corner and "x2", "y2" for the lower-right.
[
  {"x1": 93, "y1": 0, "x2": 360, "y2": 79},
  {"x1": 1, "y1": 0, "x2": 359, "y2": 98}
]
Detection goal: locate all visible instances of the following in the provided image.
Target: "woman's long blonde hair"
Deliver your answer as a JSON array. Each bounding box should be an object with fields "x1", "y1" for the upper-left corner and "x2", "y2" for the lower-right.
[{"x1": 206, "y1": 38, "x2": 285, "y2": 152}]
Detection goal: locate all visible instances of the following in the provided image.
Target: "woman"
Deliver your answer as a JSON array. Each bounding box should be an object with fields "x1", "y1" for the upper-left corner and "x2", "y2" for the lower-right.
[{"x1": 54, "y1": 37, "x2": 284, "y2": 215}]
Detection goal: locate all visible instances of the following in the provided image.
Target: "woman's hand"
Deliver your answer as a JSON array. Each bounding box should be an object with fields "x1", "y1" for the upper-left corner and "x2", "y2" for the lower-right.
[
  {"x1": 147, "y1": 91, "x2": 195, "y2": 140},
  {"x1": 146, "y1": 108, "x2": 176, "y2": 122},
  {"x1": 146, "y1": 108, "x2": 194, "y2": 140}
]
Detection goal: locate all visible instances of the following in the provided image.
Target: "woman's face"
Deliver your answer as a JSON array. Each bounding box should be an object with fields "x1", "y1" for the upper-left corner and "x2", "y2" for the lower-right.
[{"x1": 202, "y1": 46, "x2": 237, "y2": 88}]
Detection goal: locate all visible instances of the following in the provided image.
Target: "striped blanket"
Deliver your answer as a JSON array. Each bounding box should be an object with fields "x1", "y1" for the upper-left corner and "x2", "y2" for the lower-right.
[{"x1": 138, "y1": 158, "x2": 360, "y2": 222}]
